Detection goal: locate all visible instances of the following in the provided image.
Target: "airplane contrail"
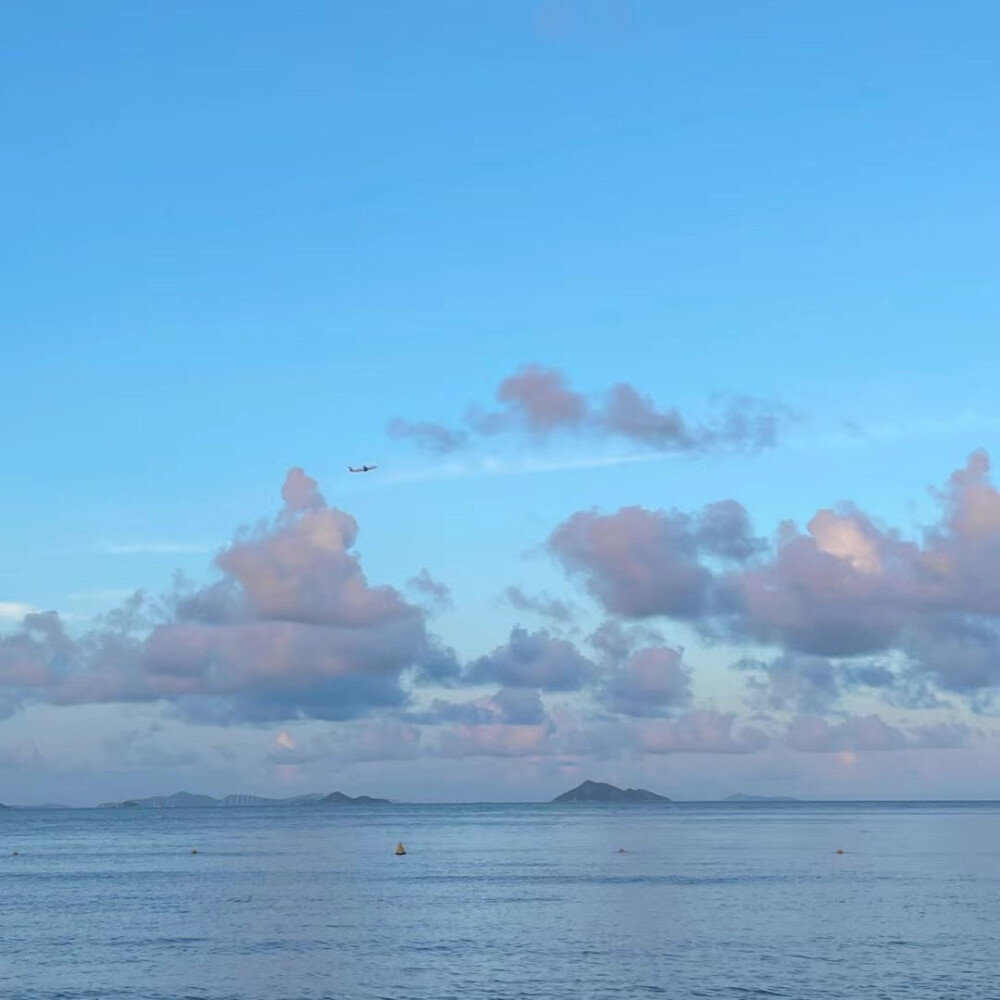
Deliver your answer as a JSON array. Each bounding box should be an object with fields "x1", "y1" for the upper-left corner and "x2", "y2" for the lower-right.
[{"x1": 367, "y1": 450, "x2": 675, "y2": 487}]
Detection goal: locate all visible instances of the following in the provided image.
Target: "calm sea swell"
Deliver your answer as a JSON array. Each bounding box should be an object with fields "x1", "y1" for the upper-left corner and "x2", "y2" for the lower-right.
[{"x1": 2, "y1": 802, "x2": 998, "y2": 999}]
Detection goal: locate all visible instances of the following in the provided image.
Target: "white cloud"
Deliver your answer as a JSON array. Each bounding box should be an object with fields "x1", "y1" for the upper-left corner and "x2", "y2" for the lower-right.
[{"x1": 0, "y1": 602, "x2": 36, "y2": 623}]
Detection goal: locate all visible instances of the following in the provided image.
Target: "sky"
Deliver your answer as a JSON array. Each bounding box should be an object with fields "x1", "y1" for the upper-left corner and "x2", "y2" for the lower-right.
[{"x1": 3, "y1": 1, "x2": 1000, "y2": 805}]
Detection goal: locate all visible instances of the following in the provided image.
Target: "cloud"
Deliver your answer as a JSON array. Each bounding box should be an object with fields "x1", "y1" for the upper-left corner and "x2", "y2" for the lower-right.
[
  {"x1": 548, "y1": 450, "x2": 1000, "y2": 709},
  {"x1": 387, "y1": 418, "x2": 468, "y2": 454},
  {"x1": 549, "y1": 500, "x2": 762, "y2": 618},
  {"x1": 502, "y1": 586, "x2": 575, "y2": 623},
  {"x1": 0, "y1": 602, "x2": 37, "y2": 623},
  {"x1": 407, "y1": 569, "x2": 452, "y2": 609},
  {"x1": 604, "y1": 646, "x2": 692, "y2": 717},
  {"x1": 736, "y1": 653, "x2": 844, "y2": 715},
  {"x1": 731, "y1": 451, "x2": 1000, "y2": 661},
  {"x1": 586, "y1": 619, "x2": 666, "y2": 662},
  {"x1": 0, "y1": 469, "x2": 451, "y2": 723},
  {"x1": 268, "y1": 730, "x2": 328, "y2": 766},
  {"x1": 411, "y1": 687, "x2": 548, "y2": 727},
  {"x1": 903, "y1": 615, "x2": 1000, "y2": 699},
  {"x1": 9, "y1": 448, "x2": 1000, "y2": 769},
  {"x1": 467, "y1": 626, "x2": 596, "y2": 691},
  {"x1": 390, "y1": 363, "x2": 789, "y2": 455},
  {"x1": 635, "y1": 711, "x2": 769, "y2": 755},
  {"x1": 784, "y1": 714, "x2": 972, "y2": 752},
  {"x1": 470, "y1": 364, "x2": 587, "y2": 436}
]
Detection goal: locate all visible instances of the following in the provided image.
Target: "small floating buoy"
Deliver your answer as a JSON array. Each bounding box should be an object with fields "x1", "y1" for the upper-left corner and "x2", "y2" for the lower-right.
[
  {"x1": 836, "y1": 849, "x2": 844, "y2": 855},
  {"x1": 395, "y1": 842, "x2": 406, "y2": 855},
  {"x1": 191, "y1": 849, "x2": 198, "y2": 855},
  {"x1": 616, "y1": 848, "x2": 627, "y2": 853}
]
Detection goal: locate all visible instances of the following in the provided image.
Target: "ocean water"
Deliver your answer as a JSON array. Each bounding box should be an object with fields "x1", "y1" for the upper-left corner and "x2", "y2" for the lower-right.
[{"x1": 2, "y1": 802, "x2": 999, "y2": 1000}]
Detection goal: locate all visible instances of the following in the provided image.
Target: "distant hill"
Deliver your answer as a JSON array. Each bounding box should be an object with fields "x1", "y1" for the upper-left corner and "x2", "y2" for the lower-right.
[
  {"x1": 98, "y1": 790, "x2": 389, "y2": 808},
  {"x1": 723, "y1": 794, "x2": 801, "y2": 802},
  {"x1": 552, "y1": 780, "x2": 671, "y2": 803}
]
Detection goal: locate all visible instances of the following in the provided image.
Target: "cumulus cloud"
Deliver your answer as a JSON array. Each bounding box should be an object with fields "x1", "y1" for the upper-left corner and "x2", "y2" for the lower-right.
[
  {"x1": 732, "y1": 452, "x2": 1000, "y2": 662},
  {"x1": 549, "y1": 500, "x2": 762, "y2": 618},
  {"x1": 471, "y1": 364, "x2": 587, "y2": 436},
  {"x1": 549, "y1": 450, "x2": 1000, "y2": 710},
  {"x1": 8, "y1": 449, "x2": 998, "y2": 769},
  {"x1": 0, "y1": 469, "x2": 452, "y2": 723},
  {"x1": 604, "y1": 646, "x2": 692, "y2": 717},
  {"x1": 467, "y1": 626, "x2": 596, "y2": 691},
  {"x1": 390, "y1": 363, "x2": 789, "y2": 454}
]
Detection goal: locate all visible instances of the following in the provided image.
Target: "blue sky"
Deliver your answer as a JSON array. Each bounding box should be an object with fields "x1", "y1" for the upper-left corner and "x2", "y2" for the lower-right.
[{"x1": 3, "y1": 1, "x2": 1000, "y2": 804}]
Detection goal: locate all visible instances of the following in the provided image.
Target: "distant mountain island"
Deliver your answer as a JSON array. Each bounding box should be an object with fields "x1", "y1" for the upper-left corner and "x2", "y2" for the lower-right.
[
  {"x1": 97, "y1": 790, "x2": 389, "y2": 809},
  {"x1": 723, "y1": 794, "x2": 801, "y2": 802},
  {"x1": 552, "y1": 780, "x2": 671, "y2": 803}
]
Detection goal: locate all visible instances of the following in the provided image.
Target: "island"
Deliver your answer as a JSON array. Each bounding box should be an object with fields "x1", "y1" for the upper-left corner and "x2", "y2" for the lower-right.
[
  {"x1": 97, "y1": 790, "x2": 390, "y2": 808},
  {"x1": 551, "y1": 780, "x2": 671, "y2": 803}
]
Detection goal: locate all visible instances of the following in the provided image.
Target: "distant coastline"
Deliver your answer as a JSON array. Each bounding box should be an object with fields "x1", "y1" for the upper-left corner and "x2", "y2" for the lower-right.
[
  {"x1": 8, "y1": 785, "x2": 1000, "y2": 810},
  {"x1": 95, "y1": 790, "x2": 390, "y2": 809}
]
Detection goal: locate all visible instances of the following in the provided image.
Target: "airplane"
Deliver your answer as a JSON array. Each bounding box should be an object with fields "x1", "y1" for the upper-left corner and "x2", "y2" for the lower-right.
[{"x1": 348, "y1": 464, "x2": 378, "y2": 473}]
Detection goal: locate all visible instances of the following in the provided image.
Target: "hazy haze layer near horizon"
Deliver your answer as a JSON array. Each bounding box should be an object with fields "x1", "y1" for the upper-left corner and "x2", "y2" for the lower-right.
[{"x1": 3, "y1": 802, "x2": 998, "y2": 999}]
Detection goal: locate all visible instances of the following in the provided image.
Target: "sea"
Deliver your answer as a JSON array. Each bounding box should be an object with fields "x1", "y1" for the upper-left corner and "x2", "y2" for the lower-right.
[{"x1": 2, "y1": 801, "x2": 999, "y2": 1000}]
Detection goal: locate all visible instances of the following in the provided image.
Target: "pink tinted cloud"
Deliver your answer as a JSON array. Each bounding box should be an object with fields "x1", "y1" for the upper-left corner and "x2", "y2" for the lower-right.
[
  {"x1": 549, "y1": 450, "x2": 1000, "y2": 701},
  {"x1": 0, "y1": 469, "x2": 445, "y2": 723},
  {"x1": 389, "y1": 363, "x2": 788, "y2": 454},
  {"x1": 549, "y1": 501, "x2": 760, "y2": 618}
]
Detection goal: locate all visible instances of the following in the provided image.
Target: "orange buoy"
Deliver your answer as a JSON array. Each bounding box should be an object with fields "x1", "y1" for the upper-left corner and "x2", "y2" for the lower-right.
[{"x1": 395, "y1": 842, "x2": 406, "y2": 855}]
